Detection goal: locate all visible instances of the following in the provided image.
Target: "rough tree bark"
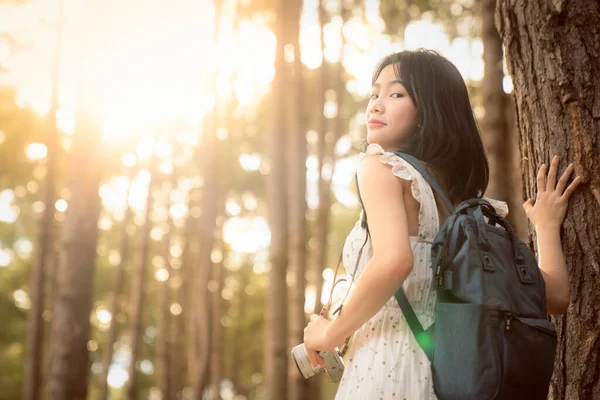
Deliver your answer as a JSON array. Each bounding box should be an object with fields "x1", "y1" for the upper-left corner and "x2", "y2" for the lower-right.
[
  {"x1": 286, "y1": 0, "x2": 308, "y2": 399},
  {"x1": 497, "y1": 1, "x2": 600, "y2": 398},
  {"x1": 265, "y1": 0, "x2": 290, "y2": 397},
  {"x1": 481, "y1": 0, "x2": 527, "y2": 240},
  {"x1": 46, "y1": 80, "x2": 103, "y2": 400},
  {"x1": 97, "y1": 171, "x2": 134, "y2": 400}
]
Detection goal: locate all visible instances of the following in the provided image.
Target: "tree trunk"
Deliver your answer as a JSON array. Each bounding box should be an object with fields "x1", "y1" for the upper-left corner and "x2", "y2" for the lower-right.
[
  {"x1": 193, "y1": 124, "x2": 217, "y2": 400},
  {"x1": 287, "y1": 1, "x2": 308, "y2": 399},
  {"x1": 265, "y1": 0, "x2": 290, "y2": 398},
  {"x1": 25, "y1": 4, "x2": 63, "y2": 399},
  {"x1": 193, "y1": 3, "x2": 222, "y2": 398},
  {"x1": 171, "y1": 183, "x2": 190, "y2": 399},
  {"x1": 210, "y1": 239, "x2": 225, "y2": 399},
  {"x1": 497, "y1": 1, "x2": 600, "y2": 398},
  {"x1": 97, "y1": 172, "x2": 134, "y2": 400},
  {"x1": 182, "y1": 193, "x2": 198, "y2": 393},
  {"x1": 157, "y1": 183, "x2": 173, "y2": 399},
  {"x1": 46, "y1": 79, "x2": 103, "y2": 400},
  {"x1": 313, "y1": 0, "x2": 330, "y2": 321},
  {"x1": 480, "y1": 0, "x2": 527, "y2": 240},
  {"x1": 125, "y1": 155, "x2": 157, "y2": 400},
  {"x1": 230, "y1": 267, "x2": 249, "y2": 393}
]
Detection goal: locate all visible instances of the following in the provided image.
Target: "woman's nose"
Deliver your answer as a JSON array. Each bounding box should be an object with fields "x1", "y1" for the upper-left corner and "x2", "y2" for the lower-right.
[{"x1": 370, "y1": 99, "x2": 384, "y2": 114}]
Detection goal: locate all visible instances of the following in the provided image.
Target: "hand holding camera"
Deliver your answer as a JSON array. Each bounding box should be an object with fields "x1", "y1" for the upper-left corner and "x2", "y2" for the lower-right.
[
  {"x1": 292, "y1": 310, "x2": 347, "y2": 383},
  {"x1": 303, "y1": 314, "x2": 332, "y2": 367}
]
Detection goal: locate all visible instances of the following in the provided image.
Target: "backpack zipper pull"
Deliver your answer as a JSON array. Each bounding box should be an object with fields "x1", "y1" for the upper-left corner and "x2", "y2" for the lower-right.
[{"x1": 505, "y1": 314, "x2": 512, "y2": 331}]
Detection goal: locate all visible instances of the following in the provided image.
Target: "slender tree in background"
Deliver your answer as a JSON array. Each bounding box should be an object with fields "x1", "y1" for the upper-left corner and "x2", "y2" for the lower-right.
[
  {"x1": 312, "y1": 0, "x2": 330, "y2": 322},
  {"x1": 286, "y1": 0, "x2": 308, "y2": 399},
  {"x1": 480, "y1": 0, "x2": 527, "y2": 239},
  {"x1": 170, "y1": 218, "x2": 187, "y2": 400},
  {"x1": 210, "y1": 235, "x2": 225, "y2": 399},
  {"x1": 46, "y1": 80, "x2": 104, "y2": 400},
  {"x1": 497, "y1": 1, "x2": 600, "y2": 398},
  {"x1": 157, "y1": 180, "x2": 174, "y2": 399},
  {"x1": 194, "y1": 2, "x2": 223, "y2": 397},
  {"x1": 265, "y1": 0, "x2": 290, "y2": 397},
  {"x1": 182, "y1": 189, "x2": 198, "y2": 392},
  {"x1": 24, "y1": 3, "x2": 63, "y2": 399},
  {"x1": 168, "y1": 170, "x2": 186, "y2": 399},
  {"x1": 97, "y1": 170, "x2": 135, "y2": 400},
  {"x1": 125, "y1": 153, "x2": 157, "y2": 400},
  {"x1": 230, "y1": 264, "x2": 249, "y2": 393}
]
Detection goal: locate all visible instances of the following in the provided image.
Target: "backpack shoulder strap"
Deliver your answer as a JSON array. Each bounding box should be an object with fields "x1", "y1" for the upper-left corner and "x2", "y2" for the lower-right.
[{"x1": 391, "y1": 151, "x2": 454, "y2": 214}]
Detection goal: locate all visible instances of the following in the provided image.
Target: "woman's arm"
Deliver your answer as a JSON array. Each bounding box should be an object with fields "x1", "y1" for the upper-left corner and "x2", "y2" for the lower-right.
[
  {"x1": 304, "y1": 154, "x2": 414, "y2": 355},
  {"x1": 535, "y1": 227, "x2": 570, "y2": 315},
  {"x1": 522, "y1": 155, "x2": 582, "y2": 315}
]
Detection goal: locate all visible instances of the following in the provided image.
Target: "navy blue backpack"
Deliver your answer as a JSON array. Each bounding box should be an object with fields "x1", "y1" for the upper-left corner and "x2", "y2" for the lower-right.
[{"x1": 355, "y1": 151, "x2": 557, "y2": 400}]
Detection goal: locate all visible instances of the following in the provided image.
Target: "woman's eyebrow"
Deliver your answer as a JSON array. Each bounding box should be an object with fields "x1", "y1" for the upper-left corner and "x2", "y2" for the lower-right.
[{"x1": 372, "y1": 80, "x2": 404, "y2": 88}]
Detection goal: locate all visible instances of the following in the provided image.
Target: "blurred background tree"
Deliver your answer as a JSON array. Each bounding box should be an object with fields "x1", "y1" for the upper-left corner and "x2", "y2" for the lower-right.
[{"x1": 0, "y1": 0, "x2": 597, "y2": 399}]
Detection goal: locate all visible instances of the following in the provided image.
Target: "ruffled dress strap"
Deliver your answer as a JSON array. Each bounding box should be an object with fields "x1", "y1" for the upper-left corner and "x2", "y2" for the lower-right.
[{"x1": 358, "y1": 143, "x2": 440, "y2": 241}]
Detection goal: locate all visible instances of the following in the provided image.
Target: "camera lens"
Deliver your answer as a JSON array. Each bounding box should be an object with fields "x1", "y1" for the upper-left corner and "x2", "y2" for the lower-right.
[{"x1": 291, "y1": 343, "x2": 322, "y2": 379}]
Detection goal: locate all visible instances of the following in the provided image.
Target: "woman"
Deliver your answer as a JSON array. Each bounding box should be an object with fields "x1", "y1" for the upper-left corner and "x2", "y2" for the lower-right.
[{"x1": 303, "y1": 49, "x2": 581, "y2": 399}]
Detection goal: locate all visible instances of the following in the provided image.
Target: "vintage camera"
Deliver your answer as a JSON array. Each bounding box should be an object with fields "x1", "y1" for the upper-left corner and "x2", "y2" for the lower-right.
[{"x1": 291, "y1": 343, "x2": 345, "y2": 383}]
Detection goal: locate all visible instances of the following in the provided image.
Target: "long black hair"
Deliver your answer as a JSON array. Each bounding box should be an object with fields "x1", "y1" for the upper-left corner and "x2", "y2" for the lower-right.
[{"x1": 369, "y1": 49, "x2": 489, "y2": 204}]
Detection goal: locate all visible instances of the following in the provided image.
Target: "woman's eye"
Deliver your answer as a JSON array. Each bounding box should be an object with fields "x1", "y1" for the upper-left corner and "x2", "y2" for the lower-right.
[
  {"x1": 369, "y1": 93, "x2": 378, "y2": 99},
  {"x1": 391, "y1": 93, "x2": 404, "y2": 98}
]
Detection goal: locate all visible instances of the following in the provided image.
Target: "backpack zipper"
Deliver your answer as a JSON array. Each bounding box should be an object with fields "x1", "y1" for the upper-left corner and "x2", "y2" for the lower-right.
[
  {"x1": 435, "y1": 256, "x2": 445, "y2": 287},
  {"x1": 505, "y1": 313, "x2": 512, "y2": 331}
]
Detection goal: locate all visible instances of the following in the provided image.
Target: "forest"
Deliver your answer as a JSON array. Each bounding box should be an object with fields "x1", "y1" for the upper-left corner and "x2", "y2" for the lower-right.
[{"x1": 0, "y1": 0, "x2": 598, "y2": 399}]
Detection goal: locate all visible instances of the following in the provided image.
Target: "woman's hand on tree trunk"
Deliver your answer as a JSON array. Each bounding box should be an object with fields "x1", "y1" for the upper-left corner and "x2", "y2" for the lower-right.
[{"x1": 523, "y1": 155, "x2": 582, "y2": 231}]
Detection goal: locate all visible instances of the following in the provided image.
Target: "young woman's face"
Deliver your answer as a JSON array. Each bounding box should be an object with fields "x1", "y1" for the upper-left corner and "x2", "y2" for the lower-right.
[{"x1": 366, "y1": 64, "x2": 419, "y2": 150}]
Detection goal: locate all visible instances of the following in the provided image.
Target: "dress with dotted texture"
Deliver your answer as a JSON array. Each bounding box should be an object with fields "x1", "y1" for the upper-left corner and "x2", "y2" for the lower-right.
[
  {"x1": 334, "y1": 143, "x2": 439, "y2": 400},
  {"x1": 334, "y1": 144, "x2": 510, "y2": 400}
]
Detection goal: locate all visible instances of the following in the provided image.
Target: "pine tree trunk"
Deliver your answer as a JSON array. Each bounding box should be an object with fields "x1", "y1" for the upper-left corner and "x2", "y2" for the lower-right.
[
  {"x1": 46, "y1": 80, "x2": 103, "y2": 400},
  {"x1": 182, "y1": 194, "x2": 198, "y2": 393},
  {"x1": 157, "y1": 185, "x2": 173, "y2": 399},
  {"x1": 497, "y1": 1, "x2": 600, "y2": 398},
  {"x1": 287, "y1": 1, "x2": 308, "y2": 399},
  {"x1": 24, "y1": 6, "x2": 62, "y2": 399},
  {"x1": 313, "y1": 0, "x2": 330, "y2": 321},
  {"x1": 171, "y1": 188, "x2": 190, "y2": 399},
  {"x1": 265, "y1": 0, "x2": 290, "y2": 398},
  {"x1": 193, "y1": 3, "x2": 222, "y2": 398},
  {"x1": 97, "y1": 173, "x2": 134, "y2": 400},
  {"x1": 125, "y1": 156, "x2": 157, "y2": 400},
  {"x1": 481, "y1": 0, "x2": 527, "y2": 240},
  {"x1": 194, "y1": 97, "x2": 219, "y2": 400},
  {"x1": 210, "y1": 240, "x2": 225, "y2": 399},
  {"x1": 230, "y1": 268, "x2": 248, "y2": 393}
]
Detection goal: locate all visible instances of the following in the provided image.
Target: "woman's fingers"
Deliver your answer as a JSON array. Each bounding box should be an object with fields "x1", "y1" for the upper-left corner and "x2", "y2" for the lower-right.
[
  {"x1": 307, "y1": 349, "x2": 320, "y2": 368},
  {"x1": 537, "y1": 163, "x2": 547, "y2": 192},
  {"x1": 546, "y1": 155, "x2": 559, "y2": 191},
  {"x1": 562, "y1": 175, "x2": 582, "y2": 200},
  {"x1": 522, "y1": 198, "x2": 534, "y2": 214},
  {"x1": 555, "y1": 163, "x2": 574, "y2": 194}
]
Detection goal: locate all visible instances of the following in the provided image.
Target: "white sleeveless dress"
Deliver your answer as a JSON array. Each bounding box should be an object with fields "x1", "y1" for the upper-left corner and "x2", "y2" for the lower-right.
[{"x1": 334, "y1": 143, "x2": 508, "y2": 400}]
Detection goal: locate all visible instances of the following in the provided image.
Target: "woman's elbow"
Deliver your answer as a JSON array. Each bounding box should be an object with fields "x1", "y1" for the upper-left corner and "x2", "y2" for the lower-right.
[
  {"x1": 547, "y1": 291, "x2": 570, "y2": 316},
  {"x1": 381, "y1": 254, "x2": 414, "y2": 284}
]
